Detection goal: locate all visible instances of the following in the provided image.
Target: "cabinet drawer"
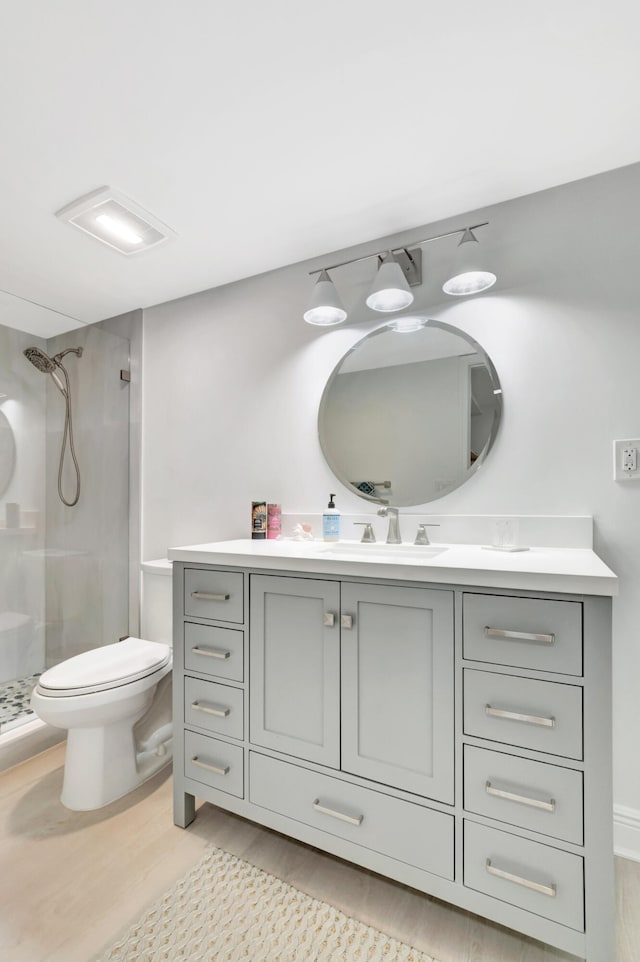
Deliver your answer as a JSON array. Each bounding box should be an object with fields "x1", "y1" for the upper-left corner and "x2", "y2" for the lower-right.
[
  {"x1": 463, "y1": 594, "x2": 582, "y2": 676},
  {"x1": 464, "y1": 746, "x2": 583, "y2": 844},
  {"x1": 185, "y1": 677, "x2": 244, "y2": 740},
  {"x1": 464, "y1": 820, "x2": 584, "y2": 931},
  {"x1": 249, "y1": 752, "x2": 453, "y2": 881},
  {"x1": 464, "y1": 670, "x2": 583, "y2": 759},
  {"x1": 184, "y1": 730, "x2": 244, "y2": 798},
  {"x1": 184, "y1": 568, "x2": 244, "y2": 623},
  {"x1": 184, "y1": 622, "x2": 244, "y2": 681}
]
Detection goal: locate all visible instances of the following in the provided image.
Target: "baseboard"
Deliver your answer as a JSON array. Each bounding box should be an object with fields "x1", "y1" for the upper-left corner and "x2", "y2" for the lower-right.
[
  {"x1": 614, "y1": 804, "x2": 640, "y2": 862},
  {"x1": 0, "y1": 718, "x2": 64, "y2": 774}
]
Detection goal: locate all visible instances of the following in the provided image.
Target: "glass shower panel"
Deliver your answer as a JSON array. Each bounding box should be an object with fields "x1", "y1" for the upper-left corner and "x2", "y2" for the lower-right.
[
  {"x1": 0, "y1": 321, "x2": 130, "y2": 734},
  {"x1": 0, "y1": 323, "x2": 46, "y2": 731},
  {"x1": 43, "y1": 325, "x2": 130, "y2": 668}
]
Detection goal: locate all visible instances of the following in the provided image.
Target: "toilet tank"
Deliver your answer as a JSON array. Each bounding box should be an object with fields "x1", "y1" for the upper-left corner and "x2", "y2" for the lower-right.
[{"x1": 140, "y1": 560, "x2": 173, "y2": 646}]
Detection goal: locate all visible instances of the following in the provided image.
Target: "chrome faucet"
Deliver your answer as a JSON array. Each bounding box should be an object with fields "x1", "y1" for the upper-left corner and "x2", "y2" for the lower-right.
[{"x1": 377, "y1": 506, "x2": 402, "y2": 544}]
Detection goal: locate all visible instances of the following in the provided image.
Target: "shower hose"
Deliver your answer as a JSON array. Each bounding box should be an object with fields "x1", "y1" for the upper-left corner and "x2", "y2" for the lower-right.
[{"x1": 56, "y1": 363, "x2": 81, "y2": 507}]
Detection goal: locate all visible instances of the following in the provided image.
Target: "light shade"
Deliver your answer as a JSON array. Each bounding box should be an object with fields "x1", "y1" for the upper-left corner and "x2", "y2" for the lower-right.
[
  {"x1": 55, "y1": 187, "x2": 175, "y2": 255},
  {"x1": 303, "y1": 270, "x2": 347, "y2": 326},
  {"x1": 442, "y1": 271, "x2": 497, "y2": 296},
  {"x1": 443, "y1": 229, "x2": 496, "y2": 296},
  {"x1": 365, "y1": 251, "x2": 414, "y2": 313}
]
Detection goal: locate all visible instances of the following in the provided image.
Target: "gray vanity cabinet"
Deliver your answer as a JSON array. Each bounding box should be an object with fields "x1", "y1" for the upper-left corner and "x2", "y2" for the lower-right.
[
  {"x1": 173, "y1": 560, "x2": 614, "y2": 962},
  {"x1": 249, "y1": 574, "x2": 341, "y2": 768},
  {"x1": 340, "y1": 581, "x2": 454, "y2": 802}
]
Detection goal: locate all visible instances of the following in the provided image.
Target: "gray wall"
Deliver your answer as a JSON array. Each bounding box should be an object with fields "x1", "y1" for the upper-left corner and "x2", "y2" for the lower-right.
[
  {"x1": 141, "y1": 162, "x2": 640, "y2": 848},
  {"x1": 96, "y1": 309, "x2": 143, "y2": 636}
]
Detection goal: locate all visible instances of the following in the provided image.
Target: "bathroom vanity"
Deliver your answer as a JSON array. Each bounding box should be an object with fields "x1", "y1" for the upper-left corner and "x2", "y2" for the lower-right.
[{"x1": 169, "y1": 538, "x2": 617, "y2": 962}]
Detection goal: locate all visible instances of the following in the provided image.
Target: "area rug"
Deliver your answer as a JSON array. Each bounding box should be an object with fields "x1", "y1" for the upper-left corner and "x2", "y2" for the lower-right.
[{"x1": 95, "y1": 846, "x2": 436, "y2": 962}]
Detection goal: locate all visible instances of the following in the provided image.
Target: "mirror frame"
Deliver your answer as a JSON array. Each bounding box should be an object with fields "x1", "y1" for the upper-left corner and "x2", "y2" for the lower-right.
[{"x1": 318, "y1": 319, "x2": 503, "y2": 506}]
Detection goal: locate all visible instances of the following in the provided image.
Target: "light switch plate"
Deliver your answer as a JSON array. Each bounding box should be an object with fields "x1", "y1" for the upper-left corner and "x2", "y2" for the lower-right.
[{"x1": 613, "y1": 439, "x2": 640, "y2": 481}]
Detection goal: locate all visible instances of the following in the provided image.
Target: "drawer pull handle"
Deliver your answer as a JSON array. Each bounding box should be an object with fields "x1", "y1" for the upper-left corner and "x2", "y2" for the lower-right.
[
  {"x1": 323, "y1": 612, "x2": 335, "y2": 627},
  {"x1": 191, "y1": 591, "x2": 231, "y2": 602},
  {"x1": 191, "y1": 756, "x2": 229, "y2": 776},
  {"x1": 484, "y1": 626, "x2": 555, "y2": 645},
  {"x1": 485, "y1": 780, "x2": 556, "y2": 812},
  {"x1": 485, "y1": 704, "x2": 555, "y2": 728},
  {"x1": 192, "y1": 701, "x2": 230, "y2": 718},
  {"x1": 485, "y1": 858, "x2": 556, "y2": 898},
  {"x1": 340, "y1": 614, "x2": 354, "y2": 630},
  {"x1": 191, "y1": 646, "x2": 231, "y2": 660},
  {"x1": 312, "y1": 798, "x2": 363, "y2": 826}
]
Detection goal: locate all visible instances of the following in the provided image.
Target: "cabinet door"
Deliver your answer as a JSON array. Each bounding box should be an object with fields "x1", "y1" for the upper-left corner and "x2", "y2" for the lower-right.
[
  {"x1": 341, "y1": 583, "x2": 454, "y2": 803},
  {"x1": 250, "y1": 574, "x2": 340, "y2": 768}
]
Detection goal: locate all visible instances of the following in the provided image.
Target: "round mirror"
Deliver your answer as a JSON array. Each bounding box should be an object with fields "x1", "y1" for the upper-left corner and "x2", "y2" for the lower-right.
[
  {"x1": 0, "y1": 409, "x2": 16, "y2": 498},
  {"x1": 318, "y1": 320, "x2": 502, "y2": 506}
]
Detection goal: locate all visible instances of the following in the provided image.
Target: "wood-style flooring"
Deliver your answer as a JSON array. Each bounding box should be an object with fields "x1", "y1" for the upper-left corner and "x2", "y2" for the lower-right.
[{"x1": 1, "y1": 743, "x2": 638, "y2": 962}]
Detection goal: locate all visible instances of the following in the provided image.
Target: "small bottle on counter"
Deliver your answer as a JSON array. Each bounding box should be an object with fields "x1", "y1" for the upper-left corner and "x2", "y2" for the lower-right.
[
  {"x1": 322, "y1": 493, "x2": 340, "y2": 542},
  {"x1": 267, "y1": 504, "x2": 281, "y2": 539},
  {"x1": 251, "y1": 501, "x2": 267, "y2": 539}
]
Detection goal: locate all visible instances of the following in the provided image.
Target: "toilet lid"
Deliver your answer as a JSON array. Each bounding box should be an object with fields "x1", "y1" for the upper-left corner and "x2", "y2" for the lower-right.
[{"x1": 38, "y1": 637, "x2": 171, "y2": 696}]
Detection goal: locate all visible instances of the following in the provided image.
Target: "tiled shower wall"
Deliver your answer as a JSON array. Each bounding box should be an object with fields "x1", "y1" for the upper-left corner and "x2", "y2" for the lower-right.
[{"x1": 43, "y1": 325, "x2": 130, "y2": 665}]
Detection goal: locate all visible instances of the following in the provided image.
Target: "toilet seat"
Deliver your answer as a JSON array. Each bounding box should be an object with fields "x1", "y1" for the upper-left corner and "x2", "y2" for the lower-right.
[{"x1": 37, "y1": 637, "x2": 171, "y2": 697}]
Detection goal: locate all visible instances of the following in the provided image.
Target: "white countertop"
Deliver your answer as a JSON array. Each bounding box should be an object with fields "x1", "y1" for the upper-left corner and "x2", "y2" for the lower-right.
[{"x1": 168, "y1": 538, "x2": 618, "y2": 596}]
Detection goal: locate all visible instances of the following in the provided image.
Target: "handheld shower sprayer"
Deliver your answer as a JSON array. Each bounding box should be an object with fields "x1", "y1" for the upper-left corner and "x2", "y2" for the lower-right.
[{"x1": 23, "y1": 345, "x2": 83, "y2": 506}]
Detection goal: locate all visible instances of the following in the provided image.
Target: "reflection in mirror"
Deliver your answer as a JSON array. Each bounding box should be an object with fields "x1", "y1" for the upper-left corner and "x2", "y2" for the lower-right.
[
  {"x1": 318, "y1": 320, "x2": 502, "y2": 506},
  {"x1": 0, "y1": 409, "x2": 16, "y2": 498}
]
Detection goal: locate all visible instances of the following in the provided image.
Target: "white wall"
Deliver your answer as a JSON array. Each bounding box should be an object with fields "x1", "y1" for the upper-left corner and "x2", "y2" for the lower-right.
[{"x1": 142, "y1": 163, "x2": 640, "y2": 842}]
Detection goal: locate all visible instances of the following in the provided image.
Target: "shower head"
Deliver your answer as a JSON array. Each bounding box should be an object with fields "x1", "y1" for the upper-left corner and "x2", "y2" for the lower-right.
[
  {"x1": 23, "y1": 346, "x2": 57, "y2": 373},
  {"x1": 23, "y1": 346, "x2": 67, "y2": 396}
]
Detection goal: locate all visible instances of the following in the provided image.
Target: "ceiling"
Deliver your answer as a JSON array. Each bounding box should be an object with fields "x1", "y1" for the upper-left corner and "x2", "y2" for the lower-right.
[{"x1": 3, "y1": 1, "x2": 640, "y2": 338}]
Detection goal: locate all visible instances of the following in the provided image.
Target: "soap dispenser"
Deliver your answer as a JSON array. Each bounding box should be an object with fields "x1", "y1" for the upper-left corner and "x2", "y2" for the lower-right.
[{"x1": 322, "y1": 493, "x2": 341, "y2": 542}]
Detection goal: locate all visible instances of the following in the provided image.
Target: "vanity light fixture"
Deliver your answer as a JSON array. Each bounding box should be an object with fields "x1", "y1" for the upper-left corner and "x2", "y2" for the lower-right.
[
  {"x1": 303, "y1": 270, "x2": 347, "y2": 326},
  {"x1": 442, "y1": 228, "x2": 496, "y2": 296},
  {"x1": 55, "y1": 187, "x2": 176, "y2": 255},
  {"x1": 304, "y1": 222, "x2": 495, "y2": 325}
]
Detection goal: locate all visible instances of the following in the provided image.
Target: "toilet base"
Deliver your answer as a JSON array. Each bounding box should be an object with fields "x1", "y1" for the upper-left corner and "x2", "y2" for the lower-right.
[{"x1": 61, "y1": 720, "x2": 172, "y2": 811}]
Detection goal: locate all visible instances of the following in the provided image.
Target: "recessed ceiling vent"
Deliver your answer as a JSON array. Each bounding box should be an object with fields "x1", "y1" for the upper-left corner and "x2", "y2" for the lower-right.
[{"x1": 55, "y1": 187, "x2": 175, "y2": 255}]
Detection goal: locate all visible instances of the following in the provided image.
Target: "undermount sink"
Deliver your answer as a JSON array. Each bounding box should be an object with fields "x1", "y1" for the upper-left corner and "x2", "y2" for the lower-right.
[{"x1": 318, "y1": 541, "x2": 447, "y2": 561}]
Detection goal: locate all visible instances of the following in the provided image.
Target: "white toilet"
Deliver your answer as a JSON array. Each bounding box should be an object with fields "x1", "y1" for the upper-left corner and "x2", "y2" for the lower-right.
[{"x1": 30, "y1": 560, "x2": 173, "y2": 811}]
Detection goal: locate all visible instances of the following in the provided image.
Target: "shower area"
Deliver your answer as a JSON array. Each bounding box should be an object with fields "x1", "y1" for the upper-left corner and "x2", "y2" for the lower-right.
[{"x1": 0, "y1": 320, "x2": 131, "y2": 739}]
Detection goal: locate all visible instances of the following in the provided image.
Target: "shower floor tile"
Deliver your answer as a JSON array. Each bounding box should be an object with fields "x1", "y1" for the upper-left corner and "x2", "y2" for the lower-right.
[{"x1": 0, "y1": 673, "x2": 40, "y2": 728}]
